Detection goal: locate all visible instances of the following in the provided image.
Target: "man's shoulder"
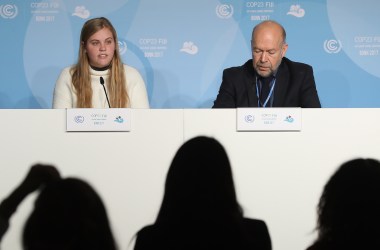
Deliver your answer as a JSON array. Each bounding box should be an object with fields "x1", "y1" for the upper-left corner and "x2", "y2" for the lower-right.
[
  {"x1": 282, "y1": 57, "x2": 312, "y2": 70},
  {"x1": 223, "y1": 59, "x2": 253, "y2": 74}
]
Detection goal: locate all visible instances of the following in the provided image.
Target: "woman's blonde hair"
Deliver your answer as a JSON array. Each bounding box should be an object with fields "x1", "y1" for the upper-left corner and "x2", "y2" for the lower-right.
[{"x1": 71, "y1": 17, "x2": 129, "y2": 108}]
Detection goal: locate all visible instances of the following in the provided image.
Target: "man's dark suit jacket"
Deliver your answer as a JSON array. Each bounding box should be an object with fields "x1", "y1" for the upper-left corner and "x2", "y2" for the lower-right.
[
  {"x1": 134, "y1": 218, "x2": 271, "y2": 250},
  {"x1": 213, "y1": 58, "x2": 321, "y2": 108}
]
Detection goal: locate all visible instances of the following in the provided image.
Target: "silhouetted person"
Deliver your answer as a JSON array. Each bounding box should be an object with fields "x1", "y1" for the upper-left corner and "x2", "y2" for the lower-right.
[
  {"x1": 134, "y1": 136, "x2": 271, "y2": 250},
  {"x1": 307, "y1": 158, "x2": 380, "y2": 250},
  {"x1": 0, "y1": 164, "x2": 117, "y2": 250}
]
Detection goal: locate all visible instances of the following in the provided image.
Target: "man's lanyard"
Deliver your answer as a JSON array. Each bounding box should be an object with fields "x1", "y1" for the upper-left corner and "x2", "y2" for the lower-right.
[{"x1": 255, "y1": 77, "x2": 276, "y2": 107}]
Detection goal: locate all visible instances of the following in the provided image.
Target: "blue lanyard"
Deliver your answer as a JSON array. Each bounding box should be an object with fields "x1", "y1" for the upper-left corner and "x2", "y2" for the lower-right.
[{"x1": 256, "y1": 77, "x2": 276, "y2": 107}]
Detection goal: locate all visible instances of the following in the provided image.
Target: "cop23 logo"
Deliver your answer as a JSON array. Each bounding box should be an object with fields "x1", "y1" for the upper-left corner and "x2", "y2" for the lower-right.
[{"x1": 0, "y1": 4, "x2": 18, "y2": 19}]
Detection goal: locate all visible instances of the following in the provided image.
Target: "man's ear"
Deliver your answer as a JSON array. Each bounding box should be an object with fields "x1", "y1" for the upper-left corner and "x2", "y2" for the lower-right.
[{"x1": 281, "y1": 43, "x2": 288, "y2": 57}]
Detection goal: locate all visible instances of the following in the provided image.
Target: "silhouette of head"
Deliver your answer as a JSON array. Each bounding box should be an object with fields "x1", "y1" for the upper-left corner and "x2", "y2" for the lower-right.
[
  {"x1": 315, "y1": 158, "x2": 380, "y2": 249},
  {"x1": 22, "y1": 178, "x2": 117, "y2": 250},
  {"x1": 156, "y1": 136, "x2": 242, "y2": 225}
]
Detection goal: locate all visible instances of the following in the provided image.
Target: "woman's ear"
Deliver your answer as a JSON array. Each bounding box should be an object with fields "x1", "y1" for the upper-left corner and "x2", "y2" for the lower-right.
[{"x1": 81, "y1": 41, "x2": 86, "y2": 52}]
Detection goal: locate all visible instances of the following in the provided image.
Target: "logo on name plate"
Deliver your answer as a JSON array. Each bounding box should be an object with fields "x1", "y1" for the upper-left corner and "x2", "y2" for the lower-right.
[
  {"x1": 216, "y1": 4, "x2": 233, "y2": 19},
  {"x1": 74, "y1": 115, "x2": 85, "y2": 123},
  {"x1": 284, "y1": 115, "x2": 294, "y2": 123},
  {"x1": 244, "y1": 115, "x2": 255, "y2": 123},
  {"x1": 0, "y1": 4, "x2": 18, "y2": 19},
  {"x1": 114, "y1": 116, "x2": 124, "y2": 123}
]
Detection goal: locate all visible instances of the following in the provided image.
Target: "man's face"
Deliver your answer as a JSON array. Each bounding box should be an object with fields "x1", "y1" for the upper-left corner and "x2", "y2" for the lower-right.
[{"x1": 251, "y1": 25, "x2": 288, "y2": 77}]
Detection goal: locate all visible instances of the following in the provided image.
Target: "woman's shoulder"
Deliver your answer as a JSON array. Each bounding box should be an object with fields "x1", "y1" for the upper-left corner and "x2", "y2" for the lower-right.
[
  {"x1": 55, "y1": 66, "x2": 75, "y2": 84},
  {"x1": 57, "y1": 65, "x2": 75, "y2": 78},
  {"x1": 123, "y1": 64, "x2": 141, "y2": 75},
  {"x1": 62, "y1": 65, "x2": 75, "y2": 72},
  {"x1": 123, "y1": 64, "x2": 145, "y2": 87}
]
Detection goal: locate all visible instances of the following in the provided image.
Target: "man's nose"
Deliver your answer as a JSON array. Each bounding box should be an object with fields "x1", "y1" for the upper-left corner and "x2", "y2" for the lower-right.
[{"x1": 260, "y1": 52, "x2": 267, "y2": 62}]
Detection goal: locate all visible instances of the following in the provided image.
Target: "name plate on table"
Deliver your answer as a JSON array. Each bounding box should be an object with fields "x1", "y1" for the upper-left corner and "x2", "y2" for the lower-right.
[
  {"x1": 237, "y1": 108, "x2": 301, "y2": 131},
  {"x1": 66, "y1": 108, "x2": 131, "y2": 132}
]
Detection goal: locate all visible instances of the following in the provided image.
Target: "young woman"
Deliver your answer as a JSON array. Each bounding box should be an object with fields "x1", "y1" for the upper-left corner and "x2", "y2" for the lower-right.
[{"x1": 53, "y1": 17, "x2": 149, "y2": 108}]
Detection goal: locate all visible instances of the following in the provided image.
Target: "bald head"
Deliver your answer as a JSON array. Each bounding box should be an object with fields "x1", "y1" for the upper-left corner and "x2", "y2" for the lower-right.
[
  {"x1": 252, "y1": 20, "x2": 287, "y2": 45},
  {"x1": 250, "y1": 20, "x2": 288, "y2": 77}
]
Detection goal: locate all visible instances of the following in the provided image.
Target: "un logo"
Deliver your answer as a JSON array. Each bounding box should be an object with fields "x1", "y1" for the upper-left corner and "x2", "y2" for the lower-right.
[
  {"x1": 324, "y1": 39, "x2": 342, "y2": 54},
  {"x1": 216, "y1": 4, "x2": 233, "y2": 19},
  {"x1": 245, "y1": 115, "x2": 254, "y2": 123},
  {"x1": 0, "y1": 4, "x2": 18, "y2": 19},
  {"x1": 118, "y1": 40, "x2": 127, "y2": 55},
  {"x1": 74, "y1": 115, "x2": 85, "y2": 123}
]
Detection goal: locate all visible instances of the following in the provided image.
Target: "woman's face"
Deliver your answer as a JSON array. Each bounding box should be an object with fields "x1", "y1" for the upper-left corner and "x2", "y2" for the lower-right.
[{"x1": 85, "y1": 27, "x2": 115, "y2": 68}]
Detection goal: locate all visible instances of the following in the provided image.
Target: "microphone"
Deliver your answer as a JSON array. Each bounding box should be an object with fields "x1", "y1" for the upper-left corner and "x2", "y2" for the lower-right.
[{"x1": 99, "y1": 77, "x2": 111, "y2": 108}]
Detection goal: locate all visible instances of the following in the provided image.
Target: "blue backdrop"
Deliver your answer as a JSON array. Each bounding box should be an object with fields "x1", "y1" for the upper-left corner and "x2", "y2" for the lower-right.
[{"x1": 1, "y1": 0, "x2": 379, "y2": 108}]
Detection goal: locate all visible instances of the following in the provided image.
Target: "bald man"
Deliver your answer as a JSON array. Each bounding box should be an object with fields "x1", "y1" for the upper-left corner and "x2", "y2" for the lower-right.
[{"x1": 213, "y1": 20, "x2": 321, "y2": 108}]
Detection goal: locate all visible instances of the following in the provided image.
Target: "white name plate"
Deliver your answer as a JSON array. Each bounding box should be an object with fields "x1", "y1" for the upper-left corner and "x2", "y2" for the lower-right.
[
  {"x1": 237, "y1": 108, "x2": 302, "y2": 131},
  {"x1": 66, "y1": 108, "x2": 131, "y2": 132}
]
